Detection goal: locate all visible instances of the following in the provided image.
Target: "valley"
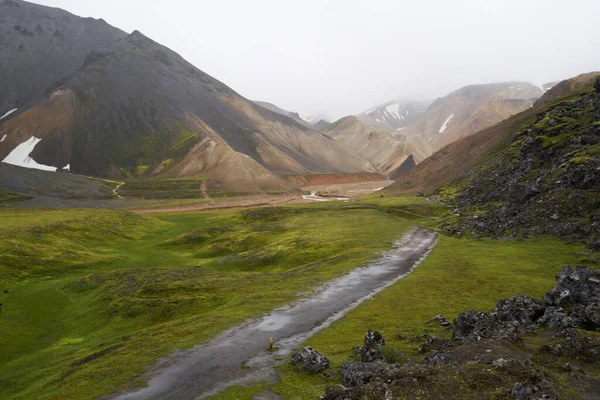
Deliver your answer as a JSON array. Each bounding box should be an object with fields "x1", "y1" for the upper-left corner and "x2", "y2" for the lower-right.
[{"x1": 1, "y1": 1, "x2": 599, "y2": 399}]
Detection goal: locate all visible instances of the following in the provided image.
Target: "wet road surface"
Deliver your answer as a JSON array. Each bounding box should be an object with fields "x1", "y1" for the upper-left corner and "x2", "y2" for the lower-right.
[{"x1": 110, "y1": 228, "x2": 437, "y2": 400}]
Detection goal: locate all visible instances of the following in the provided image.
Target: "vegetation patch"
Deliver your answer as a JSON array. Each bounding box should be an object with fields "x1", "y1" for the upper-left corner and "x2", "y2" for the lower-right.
[{"x1": 0, "y1": 203, "x2": 413, "y2": 400}]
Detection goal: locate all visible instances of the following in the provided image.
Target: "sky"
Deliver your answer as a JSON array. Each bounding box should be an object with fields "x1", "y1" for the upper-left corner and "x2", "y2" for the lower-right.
[{"x1": 34, "y1": 0, "x2": 600, "y2": 121}]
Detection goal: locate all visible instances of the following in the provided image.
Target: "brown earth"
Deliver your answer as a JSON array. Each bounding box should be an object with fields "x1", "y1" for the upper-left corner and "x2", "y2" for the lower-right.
[{"x1": 285, "y1": 173, "x2": 385, "y2": 187}]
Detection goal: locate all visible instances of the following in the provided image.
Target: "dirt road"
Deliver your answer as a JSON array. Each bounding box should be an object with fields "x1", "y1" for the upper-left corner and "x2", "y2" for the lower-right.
[{"x1": 110, "y1": 229, "x2": 437, "y2": 400}]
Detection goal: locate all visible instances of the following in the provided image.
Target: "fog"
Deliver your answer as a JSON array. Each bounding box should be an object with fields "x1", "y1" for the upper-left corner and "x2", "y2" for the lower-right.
[{"x1": 34, "y1": 0, "x2": 600, "y2": 121}]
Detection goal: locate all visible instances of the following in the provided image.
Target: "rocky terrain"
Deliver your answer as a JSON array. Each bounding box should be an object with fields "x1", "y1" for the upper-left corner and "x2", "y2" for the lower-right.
[
  {"x1": 0, "y1": 0, "x2": 126, "y2": 116},
  {"x1": 441, "y1": 76, "x2": 600, "y2": 249},
  {"x1": 297, "y1": 265, "x2": 600, "y2": 399}
]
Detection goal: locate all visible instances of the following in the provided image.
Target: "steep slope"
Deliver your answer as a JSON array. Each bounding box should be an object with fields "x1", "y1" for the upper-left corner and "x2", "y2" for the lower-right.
[
  {"x1": 0, "y1": 0, "x2": 126, "y2": 116},
  {"x1": 387, "y1": 75, "x2": 598, "y2": 196},
  {"x1": 442, "y1": 76, "x2": 600, "y2": 248},
  {"x1": 357, "y1": 99, "x2": 430, "y2": 133},
  {"x1": 319, "y1": 116, "x2": 404, "y2": 172},
  {"x1": 0, "y1": 29, "x2": 373, "y2": 192},
  {"x1": 535, "y1": 72, "x2": 600, "y2": 106},
  {"x1": 320, "y1": 116, "x2": 431, "y2": 175},
  {"x1": 382, "y1": 82, "x2": 543, "y2": 167},
  {"x1": 253, "y1": 101, "x2": 313, "y2": 129}
]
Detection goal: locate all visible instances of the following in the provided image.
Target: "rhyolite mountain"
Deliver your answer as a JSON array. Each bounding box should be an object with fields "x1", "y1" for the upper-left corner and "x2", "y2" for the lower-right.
[
  {"x1": 389, "y1": 72, "x2": 600, "y2": 248},
  {"x1": 320, "y1": 116, "x2": 425, "y2": 175},
  {"x1": 357, "y1": 99, "x2": 430, "y2": 133},
  {"x1": 381, "y1": 82, "x2": 545, "y2": 166},
  {"x1": 0, "y1": 23, "x2": 375, "y2": 191},
  {"x1": 329, "y1": 83, "x2": 548, "y2": 176},
  {"x1": 0, "y1": 0, "x2": 126, "y2": 116}
]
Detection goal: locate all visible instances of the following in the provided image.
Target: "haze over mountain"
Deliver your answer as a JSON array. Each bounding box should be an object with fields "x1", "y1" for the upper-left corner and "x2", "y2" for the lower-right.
[
  {"x1": 357, "y1": 100, "x2": 431, "y2": 133},
  {"x1": 0, "y1": 2, "x2": 374, "y2": 193},
  {"x1": 31, "y1": 0, "x2": 600, "y2": 120}
]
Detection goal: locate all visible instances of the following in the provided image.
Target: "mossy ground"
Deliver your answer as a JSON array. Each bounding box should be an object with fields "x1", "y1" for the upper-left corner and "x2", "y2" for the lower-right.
[
  {"x1": 211, "y1": 213, "x2": 593, "y2": 399},
  {"x1": 0, "y1": 201, "x2": 419, "y2": 400}
]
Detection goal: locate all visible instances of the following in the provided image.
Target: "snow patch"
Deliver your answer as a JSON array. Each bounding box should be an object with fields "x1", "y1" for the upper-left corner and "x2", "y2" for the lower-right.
[
  {"x1": 1, "y1": 134, "x2": 6, "y2": 142},
  {"x1": 3, "y1": 137, "x2": 57, "y2": 171},
  {"x1": 396, "y1": 127, "x2": 406, "y2": 131},
  {"x1": 438, "y1": 114, "x2": 455, "y2": 134},
  {"x1": 385, "y1": 103, "x2": 404, "y2": 120},
  {"x1": 64, "y1": 164, "x2": 70, "y2": 171},
  {"x1": 0, "y1": 108, "x2": 18, "y2": 121}
]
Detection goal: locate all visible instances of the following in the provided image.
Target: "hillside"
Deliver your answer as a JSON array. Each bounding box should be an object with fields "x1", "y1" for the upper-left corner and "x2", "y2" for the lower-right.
[
  {"x1": 0, "y1": 28, "x2": 374, "y2": 193},
  {"x1": 380, "y1": 82, "x2": 544, "y2": 168},
  {"x1": 442, "y1": 76, "x2": 600, "y2": 248},
  {"x1": 253, "y1": 101, "x2": 313, "y2": 129},
  {"x1": 357, "y1": 99, "x2": 430, "y2": 133},
  {"x1": 320, "y1": 116, "x2": 432, "y2": 175},
  {"x1": 320, "y1": 116, "x2": 406, "y2": 173},
  {"x1": 0, "y1": 0, "x2": 126, "y2": 116}
]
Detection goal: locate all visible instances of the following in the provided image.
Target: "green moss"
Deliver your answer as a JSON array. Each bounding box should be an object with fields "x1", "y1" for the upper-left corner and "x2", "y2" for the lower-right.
[
  {"x1": 0, "y1": 204, "x2": 413, "y2": 400},
  {"x1": 0, "y1": 191, "x2": 31, "y2": 207},
  {"x1": 135, "y1": 165, "x2": 149, "y2": 176},
  {"x1": 214, "y1": 235, "x2": 589, "y2": 399}
]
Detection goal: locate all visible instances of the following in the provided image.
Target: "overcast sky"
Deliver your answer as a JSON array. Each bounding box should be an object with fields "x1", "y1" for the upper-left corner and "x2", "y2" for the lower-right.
[{"x1": 34, "y1": 0, "x2": 600, "y2": 120}]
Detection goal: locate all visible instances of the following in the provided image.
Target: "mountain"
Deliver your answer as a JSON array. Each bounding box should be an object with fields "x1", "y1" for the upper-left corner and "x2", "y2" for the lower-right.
[
  {"x1": 253, "y1": 101, "x2": 313, "y2": 129},
  {"x1": 0, "y1": 0, "x2": 126, "y2": 116},
  {"x1": 319, "y1": 116, "x2": 405, "y2": 172},
  {"x1": 357, "y1": 99, "x2": 430, "y2": 132},
  {"x1": 406, "y1": 82, "x2": 542, "y2": 149},
  {"x1": 312, "y1": 119, "x2": 330, "y2": 130},
  {"x1": 0, "y1": 22, "x2": 374, "y2": 192},
  {"x1": 388, "y1": 75, "x2": 598, "y2": 197},
  {"x1": 535, "y1": 73, "x2": 600, "y2": 106},
  {"x1": 442, "y1": 75, "x2": 600, "y2": 248}
]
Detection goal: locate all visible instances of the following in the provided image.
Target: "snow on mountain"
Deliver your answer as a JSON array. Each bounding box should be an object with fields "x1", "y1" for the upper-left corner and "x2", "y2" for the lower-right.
[{"x1": 357, "y1": 100, "x2": 431, "y2": 133}]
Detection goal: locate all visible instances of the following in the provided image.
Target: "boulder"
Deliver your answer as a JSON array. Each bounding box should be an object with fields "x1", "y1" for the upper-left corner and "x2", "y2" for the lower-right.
[
  {"x1": 364, "y1": 330, "x2": 385, "y2": 347},
  {"x1": 512, "y1": 378, "x2": 558, "y2": 400},
  {"x1": 341, "y1": 361, "x2": 399, "y2": 387},
  {"x1": 453, "y1": 295, "x2": 545, "y2": 341},
  {"x1": 544, "y1": 266, "x2": 600, "y2": 307},
  {"x1": 354, "y1": 330, "x2": 386, "y2": 362},
  {"x1": 290, "y1": 346, "x2": 330, "y2": 373},
  {"x1": 536, "y1": 307, "x2": 577, "y2": 330}
]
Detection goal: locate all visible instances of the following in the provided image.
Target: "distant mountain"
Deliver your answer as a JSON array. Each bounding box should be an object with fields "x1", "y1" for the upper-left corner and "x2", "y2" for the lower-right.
[
  {"x1": 312, "y1": 119, "x2": 330, "y2": 130},
  {"x1": 253, "y1": 101, "x2": 313, "y2": 129},
  {"x1": 387, "y1": 74, "x2": 599, "y2": 201},
  {"x1": 379, "y1": 82, "x2": 544, "y2": 170},
  {"x1": 0, "y1": 22, "x2": 374, "y2": 192},
  {"x1": 0, "y1": 0, "x2": 126, "y2": 117},
  {"x1": 320, "y1": 116, "x2": 429, "y2": 174},
  {"x1": 357, "y1": 100, "x2": 430, "y2": 133}
]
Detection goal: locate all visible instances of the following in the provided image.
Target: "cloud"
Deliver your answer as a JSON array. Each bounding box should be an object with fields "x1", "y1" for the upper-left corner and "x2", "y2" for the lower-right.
[{"x1": 35, "y1": 0, "x2": 600, "y2": 120}]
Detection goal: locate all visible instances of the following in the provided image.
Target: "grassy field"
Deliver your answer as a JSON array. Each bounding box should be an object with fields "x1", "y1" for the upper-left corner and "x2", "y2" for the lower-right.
[
  {"x1": 211, "y1": 208, "x2": 593, "y2": 399},
  {"x1": 0, "y1": 201, "x2": 431, "y2": 400}
]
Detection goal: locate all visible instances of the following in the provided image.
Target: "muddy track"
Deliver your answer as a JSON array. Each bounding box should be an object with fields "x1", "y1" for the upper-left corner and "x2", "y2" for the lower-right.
[{"x1": 108, "y1": 229, "x2": 437, "y2": 400}]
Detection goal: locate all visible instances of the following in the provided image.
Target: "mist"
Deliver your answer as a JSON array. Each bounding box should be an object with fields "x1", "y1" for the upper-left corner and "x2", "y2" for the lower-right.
[{"x1": 33, "y1": 0, "x2": 600, "y2": 121}]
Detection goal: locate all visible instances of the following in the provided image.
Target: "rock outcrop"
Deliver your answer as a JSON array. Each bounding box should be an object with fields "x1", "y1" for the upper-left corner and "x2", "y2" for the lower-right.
[
  {"x1": 290, "y1": 346, "x2": 330, "y2": 373},
  {"x1": 318, "y1": 265, "x2": 600, "y2": 399},
  {"x1": 441, "y1": 77, "x2": 600, "y2": 249}
]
